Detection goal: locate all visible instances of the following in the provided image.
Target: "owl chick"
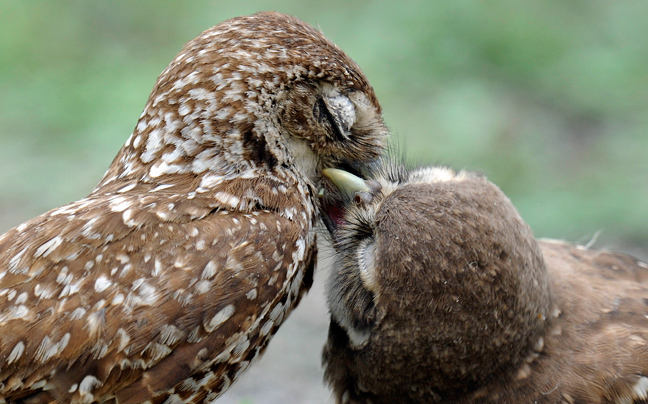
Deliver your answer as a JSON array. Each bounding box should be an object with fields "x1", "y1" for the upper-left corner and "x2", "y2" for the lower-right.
[
  {"x1": 0, "y1": 12, "x2": 388, "y2": 403},
  {"x1": 321, "y1": 162, "x2": 648, "y2": 404}
]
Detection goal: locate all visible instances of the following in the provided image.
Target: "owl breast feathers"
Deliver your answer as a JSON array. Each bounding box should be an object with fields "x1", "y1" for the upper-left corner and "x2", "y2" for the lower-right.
[
  {"x1": 321, "y1": 161, "x2": 648, "y2": 404},
  {"x1": 0, "y1": 12, "x2": 388, "y2": 403}
]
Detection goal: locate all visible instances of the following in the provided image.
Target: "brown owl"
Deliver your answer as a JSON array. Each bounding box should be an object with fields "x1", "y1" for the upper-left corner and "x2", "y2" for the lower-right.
[
  {"x1": 0, "y1": 12, "x2": 388, "y2": 403},
  {"x1": 321, "y1": 161, "x2": 648, "y2": 404}
]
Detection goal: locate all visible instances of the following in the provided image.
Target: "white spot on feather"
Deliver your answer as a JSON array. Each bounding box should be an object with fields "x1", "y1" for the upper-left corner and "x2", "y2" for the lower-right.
[
  {"x1": 159, "y1": 324, "x2": 183, "y2": 345},
  {"x1": 94, "y1": 276, "x2": 112, "y2": 293},
  {"x1": 149, "y1": 184, "x2": 174, "y2": 193},
  {"x1": 135, "y1": 282, "x2": 158, "y2": 306},
  {"x1": 233, "y1": 337, "x2": 250, "y2": 357},
  {"x1": 81, "y1": 218, "x2": 99, "y2": 239},
  {"x1": 122, "y1": 209, "x2": 138, "y2": 227},
  {"x1": 214, "y1": 192, "x2": 240, "y2": 208},
  {"x1": 15, "y1": 292, "x2": 28, "y2": 305},
  {"x1": 59, "y1": 280, "x2": 82, "y2": 298},
  {"x1": 8, "y1": 248, "x2": 27, "y2": 273},
  {"x1": 35, "y1": 333, "x2": 70, "y2": 362},
  {"x1": 202, "y1": 261, "x2": 218, "y2": 279},
  {"x1": 260, "y1": 320, "x2": 274, "y2": 336},
  {"x1": 153, "y1": 258, "x2": 162, "y2": 276},
  {"x1": 116, "y1": 328, "x2": 130, "y2": 352},
  {"x1": 205, "y1": 304, "x2": 235, "y2": 332},
  {"x1": 112, "y1": 293, "x2": 125, "y2": 306},
  {"x1": 178, "y1": 103, "x2": 191, "y2": 116},
  {"x1": 143, "y1": 342, "x2": 172, "y2": 363},
  {"x1": 7, "y1": 341, "x2": 25, "y2": 364},
  {"x1": 78, "y1": 375, "x2": 102, "y2": 400},
  {"x1": 194, "y1": 280, "x2": 211, "y2": 295},
  {"x1": 117, "y1": 183, "x2": 137, "y2": 193},
  {"x1": 633, "y1": 377, "x2": 648, "y2": 399},
  {"x1": 0, "y1": 304, "x2": 29, "y2": 322},
  {"x1": 69, "y1": 307, "x2": 87, "y2": 320},
  {"x1": 269, "y1": 303, "x2": 284, "y2": 321},
  {"x1": 141, "y1": 129, "x2": 163, "y2": 163},
  {"x1": 34, "y1": 284, "x2": 55, "y2": 299},
  {"x1": 149, "y1": 161, "x2": 185, "y2": 178},
  {"x1": 86, "y1": 309, "x2": 106, "y2": 337},
  {"x1": 109, "y1": 197, "x2": 131, "y2": 213},
  {"x1": 34, "y1": 236, "x2": 63, "y2": 258},
  {"x1": 156, "y1": 210, "x2": 170, "y2": 220}
]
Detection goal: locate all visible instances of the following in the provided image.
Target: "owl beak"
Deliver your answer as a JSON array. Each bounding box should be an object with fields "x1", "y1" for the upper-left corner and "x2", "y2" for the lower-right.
[{"x1": 322, "y1": 168, "x2": 370, "y2": 200}]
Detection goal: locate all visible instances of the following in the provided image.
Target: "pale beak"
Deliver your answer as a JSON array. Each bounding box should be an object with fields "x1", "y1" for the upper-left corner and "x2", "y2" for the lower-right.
[{"x1": 322, "y1": 168, "x2": 370, "y2": 200}]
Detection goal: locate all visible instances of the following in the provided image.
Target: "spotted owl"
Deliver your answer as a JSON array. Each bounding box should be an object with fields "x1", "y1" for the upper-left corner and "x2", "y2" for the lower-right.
[
  {"x1": 0, "y1": 12, "x2": 388, "y2": 403},
  {"x1": 320, "y1": 162, "x2": 648, "y2": 404}
]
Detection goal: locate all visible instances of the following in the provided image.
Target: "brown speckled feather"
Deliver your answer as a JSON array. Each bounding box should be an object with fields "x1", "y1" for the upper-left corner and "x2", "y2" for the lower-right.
[
  {"x1": 0, "y1": 12, "x2": 388, "y2": 403},
  {"x1": 321, "y1": 161, "x2": 648, "y2": 404}
]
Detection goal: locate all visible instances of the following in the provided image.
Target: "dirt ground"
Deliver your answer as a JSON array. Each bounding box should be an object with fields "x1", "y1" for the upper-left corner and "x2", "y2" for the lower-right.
[{"x1": 219, "y1": 245, "x2": 335, "y2": 404}]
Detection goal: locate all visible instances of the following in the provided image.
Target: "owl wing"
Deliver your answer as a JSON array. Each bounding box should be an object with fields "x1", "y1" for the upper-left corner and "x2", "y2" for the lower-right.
[
  {"x1": 537, "y1": 240, "x2": 648, "y2": 404},
  {"x1": 0, "y1": 193, "x2": 315, "y2": 403}
]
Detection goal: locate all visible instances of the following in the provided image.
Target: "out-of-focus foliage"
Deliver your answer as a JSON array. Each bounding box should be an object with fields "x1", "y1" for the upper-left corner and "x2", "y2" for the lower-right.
[{"x1": 1, "y1": 0, "x2": 646, "y2": 257}]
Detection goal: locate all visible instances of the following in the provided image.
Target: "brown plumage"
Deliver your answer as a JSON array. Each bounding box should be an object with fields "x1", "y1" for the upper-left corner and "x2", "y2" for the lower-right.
[
  {"x1": 321, "y1": 161, "x2": 648, "y2": 404},
  {"x1": 0, "y1": 12, "x2": 388, "y2": 403}
]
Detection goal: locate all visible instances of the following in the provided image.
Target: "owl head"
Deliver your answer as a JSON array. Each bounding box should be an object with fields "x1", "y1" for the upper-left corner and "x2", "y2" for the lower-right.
[
  {"x1": 99, "y1": 12, "x2": 388, "y2": 194},
  {"x1": 321, "y1": 160, "x2": 552, "y2": 402}
]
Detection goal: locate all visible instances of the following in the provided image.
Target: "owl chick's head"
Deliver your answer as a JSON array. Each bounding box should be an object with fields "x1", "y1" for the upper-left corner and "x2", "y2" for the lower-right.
[
  {"x1": 321, "y1": 161, "x2": 553, "y2": 402},
  {"x1": 98, "y1": 12, "x2": 387, "y2": 195}
]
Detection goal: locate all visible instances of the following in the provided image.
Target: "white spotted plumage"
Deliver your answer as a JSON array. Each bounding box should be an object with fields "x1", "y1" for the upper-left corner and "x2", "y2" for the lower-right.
[{"x1": 0, "y1": 12, "x2": 387, "y2": 403}]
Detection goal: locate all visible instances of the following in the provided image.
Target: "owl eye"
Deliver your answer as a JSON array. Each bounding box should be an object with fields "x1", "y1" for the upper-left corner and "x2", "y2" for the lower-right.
[
  {"x1": 313, "y1": 94, "x2": 356, "y2": 141},
  {"x1": 354, "y1": 191, "x2": 373, "y2": 205},
  {"x1": 353, "y1": 180, "x2": 382, "y2": 206}
]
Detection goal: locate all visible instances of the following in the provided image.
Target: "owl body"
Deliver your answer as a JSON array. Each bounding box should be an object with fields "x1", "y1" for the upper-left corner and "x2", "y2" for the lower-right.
[
  {"x1": 0, "y1": 12, "x2": 387, "y2": 403},
  {"x1": 321, "y1": 162, "x2": 648, "y2": 404}
]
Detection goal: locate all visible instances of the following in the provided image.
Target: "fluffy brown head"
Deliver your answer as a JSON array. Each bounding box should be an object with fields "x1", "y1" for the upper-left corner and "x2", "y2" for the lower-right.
[
  {"x1": 322, "y1": 162, "x2": 552, "y2": 403},
  {"x1": 0, "y1": 12, "x2": 387, "y2": 403}
]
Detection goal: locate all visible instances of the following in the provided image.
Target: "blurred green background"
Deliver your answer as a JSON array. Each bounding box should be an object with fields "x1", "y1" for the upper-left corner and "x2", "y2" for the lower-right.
[
  {"x1": 0, "y1": 2, "x2": 646, "y2": 403},
  {"x1": 1, "y1": 1, "x2": 646, "y2": 259}
]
